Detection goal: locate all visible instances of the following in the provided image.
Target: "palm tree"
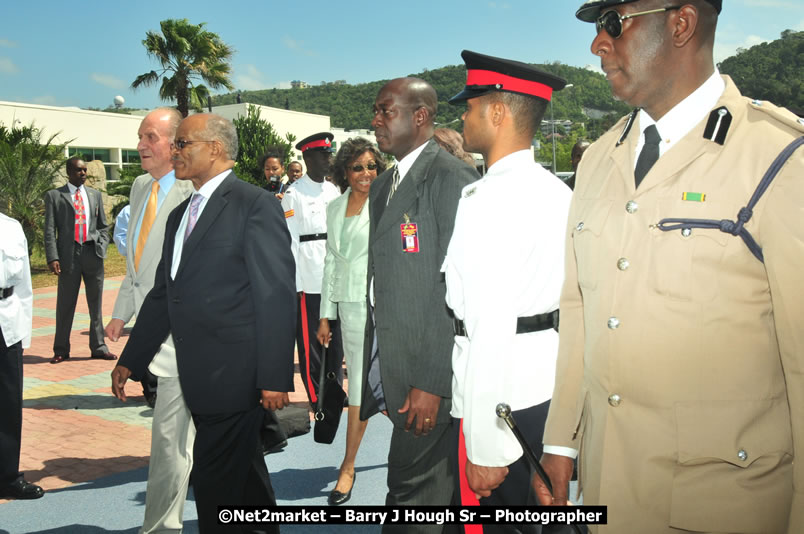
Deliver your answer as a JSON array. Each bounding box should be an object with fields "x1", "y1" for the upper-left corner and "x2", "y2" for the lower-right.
[{"x1": 131, "y1": 19, "x2": 235, "y2": 117}]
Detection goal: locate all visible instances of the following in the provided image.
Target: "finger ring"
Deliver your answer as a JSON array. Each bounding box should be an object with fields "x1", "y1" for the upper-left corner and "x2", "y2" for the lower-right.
[{"x1": 424, "y1": 418, "x2": 432, "y2": 423}]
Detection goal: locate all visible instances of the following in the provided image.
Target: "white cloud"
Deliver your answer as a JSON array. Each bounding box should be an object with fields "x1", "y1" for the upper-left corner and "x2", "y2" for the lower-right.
[
  {"x1": 235, "y1": 64, "x2": 267, "y2": 90},
  {"x1": 91, "y1": 72, "x2": 125, "y2": 89},
  {"x1": 0, "y1": 56, "x2": 18, "y2": 74},
  {"x1": 278, "y1": 81, "x2": 292, "y2": 90},
  {"x1": 282, "y1": 36, "x2": 316, "y2": 57},
  {"x1": 714, "y1": 34, "x2": 771, "y2": 63},
  {"x1": 0, "y1": 38, "x2": 17, "y2": 48}
]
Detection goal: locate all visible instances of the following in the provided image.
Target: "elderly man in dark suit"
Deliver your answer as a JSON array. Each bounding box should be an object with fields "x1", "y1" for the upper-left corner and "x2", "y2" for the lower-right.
[
  {"x1": 361, "y1": 77, "x2": 477, "y2": 533},
  {"x1": 44, "y1": 157, "x2": 113, "y2": 363},
  {"x1": 111, "y1": 113, "x2": 296, "y2": 534}
]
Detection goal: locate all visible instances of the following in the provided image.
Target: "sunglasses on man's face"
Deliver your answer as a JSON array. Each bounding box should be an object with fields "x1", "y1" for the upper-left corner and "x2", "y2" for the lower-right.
[
  {"x1": 350, "y1": 162, "x2": 378, "y2": 173},
  {"x1": 595, "y1": 6, "x2": 681, "y2": 39}
]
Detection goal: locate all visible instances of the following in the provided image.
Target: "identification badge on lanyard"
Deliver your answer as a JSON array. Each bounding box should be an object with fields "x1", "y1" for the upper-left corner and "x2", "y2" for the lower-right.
[{"x1": 401, "y1": 214, "x2": 419, "y2": 253}]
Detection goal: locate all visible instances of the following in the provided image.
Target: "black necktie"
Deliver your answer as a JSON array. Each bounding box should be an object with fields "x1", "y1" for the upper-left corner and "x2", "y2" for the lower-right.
[{"x1": 634, "y1": 124, "x2": 661, "y2": 188}]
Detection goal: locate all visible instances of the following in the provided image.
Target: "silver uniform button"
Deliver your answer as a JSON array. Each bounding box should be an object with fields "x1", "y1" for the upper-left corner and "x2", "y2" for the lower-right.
[
  {"x1": 737, "y1": 449, "x2": 748, "y2": 461},
  {"x1": 608, "y1": 394, "x2": 622, "y2": 407},
  {"x1": 681, "y1": 228, "x2": 692, "y2": 237},
  {"x1": 607, "y1": 317, "x2": 620, "y2": 329},
  {"x1": 576, "y1": 221, "x2": 584, "y2": 232},
  {"x1": 625, "y1": 200, "x2": 638, "y2": 214},
  {"x1": 617, "y1": 258, "x2": 630, "y2": 271}
]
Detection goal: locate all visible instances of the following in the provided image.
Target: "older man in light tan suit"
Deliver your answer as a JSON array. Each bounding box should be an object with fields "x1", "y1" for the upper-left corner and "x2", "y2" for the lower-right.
[
  {"x1": 105, "y1": 107, "x2": 194, "y2": 534},
  {"x1": 536, "y1": 1, "x2": 804, "y2": 534}
]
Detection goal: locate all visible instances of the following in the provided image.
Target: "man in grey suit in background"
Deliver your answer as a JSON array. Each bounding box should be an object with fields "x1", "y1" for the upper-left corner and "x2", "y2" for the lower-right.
[
  {"x1": 361, "y1": 77, "x2": 477, "y2": 532},
  {"x1": 105, "y1": 107, "x2": 194, "y2": 534},
  {"x1": 44, "y1": 157, "x2": 113, "y2": 363}
]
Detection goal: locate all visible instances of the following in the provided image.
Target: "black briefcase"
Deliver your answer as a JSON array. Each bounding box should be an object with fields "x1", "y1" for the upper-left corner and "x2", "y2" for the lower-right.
[{"x1": 313, "y1": 345, "x2": 346, "y2": 444}]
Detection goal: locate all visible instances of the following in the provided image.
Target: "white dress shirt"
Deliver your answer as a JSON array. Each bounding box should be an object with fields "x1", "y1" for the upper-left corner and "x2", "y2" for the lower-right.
[
  {"x1": 171, "y1": 170, "x2": 230, "y2": 280},
  {"x1": 280, "y1": 174, "x2": 341, "y2": 293},
  {"x1": 443, "y1": 150, "x2": 571, "y2": 466},
  {"x1": 635, "y1": 69, "x2": 725, "y2": 166},
  {"x1": 0, "y1": 214, "x2": 33, "y2": 348}
]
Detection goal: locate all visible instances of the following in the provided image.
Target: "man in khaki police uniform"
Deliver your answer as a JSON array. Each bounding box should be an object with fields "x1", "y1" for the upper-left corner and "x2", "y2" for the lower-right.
[{"x1": 537, "y1": 1, "x2": 804, "y2": 533}]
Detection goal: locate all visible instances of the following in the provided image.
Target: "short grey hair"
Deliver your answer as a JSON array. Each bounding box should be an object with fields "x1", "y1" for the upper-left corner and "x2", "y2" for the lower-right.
[
  {"x1": 203, "y1": 114, "x2": 239, "y2": 160},
  {"x1": 154, "y1": 107, "x2": 182, "y2": 137}
]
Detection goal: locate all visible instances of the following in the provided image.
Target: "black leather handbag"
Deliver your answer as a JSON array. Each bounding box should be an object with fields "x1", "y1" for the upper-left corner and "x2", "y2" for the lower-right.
[{"x1": 313, "y1": 345, "x2": 346, "y2": 444}]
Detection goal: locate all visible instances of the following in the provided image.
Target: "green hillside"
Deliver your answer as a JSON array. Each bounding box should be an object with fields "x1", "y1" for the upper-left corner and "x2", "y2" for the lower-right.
[
  {"x1": 212, "y1": 62, "x2": 631, "y2": 132},
  {"x1": 719, "y1": 30, "x2": 803, "y2": 113}
]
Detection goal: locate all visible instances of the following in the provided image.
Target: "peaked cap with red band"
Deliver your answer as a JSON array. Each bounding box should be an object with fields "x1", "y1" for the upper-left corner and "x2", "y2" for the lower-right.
[
  {"x1": 295, "y1": 132, "x2": 335, "y2": 153},
  {"x1": 448, "y1": 50, "x2": 567, "y2": 104}
]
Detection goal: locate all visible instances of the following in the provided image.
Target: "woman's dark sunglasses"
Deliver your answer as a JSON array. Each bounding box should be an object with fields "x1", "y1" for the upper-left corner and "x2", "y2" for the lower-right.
[
  {"x1": 350, "y1": 162, "x2": 378, "y2": 173},
  {"x1": 596, "y1": 6, "x2": 681, "y2": 39}
]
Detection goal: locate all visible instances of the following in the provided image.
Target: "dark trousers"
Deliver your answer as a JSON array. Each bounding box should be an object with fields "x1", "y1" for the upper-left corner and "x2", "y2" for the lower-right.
[
  {"x1": 384, "y1": 420, "x2": 455, "y2": 534},
  {"x1": 53, "y1": 242, "x2": 107, "y2": 356},
  {"x1": 192, "y1": 406, "x2": 278, "y2": 534},
  {"x1": 295, "y1": 292, "x2": 343, "y2": 405},
  {"x1": 454, "y1": 400, "x2": 551, "y2": 534},
  {"x1": 0, "y1": 331, "x2": 23, "y2": 487}
]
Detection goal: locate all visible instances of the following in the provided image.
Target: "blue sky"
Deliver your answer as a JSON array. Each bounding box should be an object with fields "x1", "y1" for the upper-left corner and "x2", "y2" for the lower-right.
[{"x1": 1, "y1": 0, "x2": 801, "y2": 110}]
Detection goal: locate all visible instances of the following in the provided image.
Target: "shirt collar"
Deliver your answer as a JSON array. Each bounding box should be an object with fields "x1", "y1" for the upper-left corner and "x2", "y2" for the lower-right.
[
  {"x1": 639, "y1": 69, "x2": 725, "y2": 144},
  {"x1": 66, "y1": 182, "x2": 84, "y2": 195},
  {"x1": 194, "y1": 169, "x2": 231, "y2": 199},
  {"x1": 396, "y1": 140, "x2": 429, "y2": 180},
  {"x1": 153, "y1": 170, "x2": 176, "y2": 195}
]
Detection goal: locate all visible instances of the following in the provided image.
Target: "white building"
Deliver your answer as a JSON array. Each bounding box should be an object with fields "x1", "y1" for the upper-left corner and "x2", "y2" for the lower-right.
[{"x1": 0, "y1": 100, "x2": 373, "y2": 182}]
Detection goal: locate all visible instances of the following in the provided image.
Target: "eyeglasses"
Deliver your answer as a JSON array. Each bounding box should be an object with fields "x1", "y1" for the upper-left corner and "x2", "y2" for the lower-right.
[
  {"x1": 596, "y1": 6, "x2": 681, "y2": 39},
  {"x1": 172, "y1": 139, "x2": 215, "y2": 150},
  {"x1": 350, "y1": 162, "x2": 378, "y2": 173}
]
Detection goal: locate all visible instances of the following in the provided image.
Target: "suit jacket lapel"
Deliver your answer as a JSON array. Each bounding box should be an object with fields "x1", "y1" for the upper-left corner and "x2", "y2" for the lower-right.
[
  {"x1": 330, "y1": 192, "x2": 348, "y2": 256},
  {"x1": 175, "y1": 172, "x2": 233, "y2": 280},
  {"x1": 59, "y1": 185, "x2": 74, "y2": 217},
  {"x1": 374, "y1": 139, "x2": 438, "y2": 238}
]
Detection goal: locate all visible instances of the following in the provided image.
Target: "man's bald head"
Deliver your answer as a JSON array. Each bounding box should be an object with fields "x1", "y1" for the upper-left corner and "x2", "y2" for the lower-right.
[
  {"x1": 372, "y1": 77, "x2": 439, "y2": 160},
  {"x1": 384, "y1": 77, "x2": 438, "y2": 126}
]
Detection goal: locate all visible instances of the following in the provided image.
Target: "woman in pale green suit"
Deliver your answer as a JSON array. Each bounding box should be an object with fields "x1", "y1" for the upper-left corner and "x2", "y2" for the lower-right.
[{"x1": 316, "y1": 138, "x2": 387, "y2": 505}]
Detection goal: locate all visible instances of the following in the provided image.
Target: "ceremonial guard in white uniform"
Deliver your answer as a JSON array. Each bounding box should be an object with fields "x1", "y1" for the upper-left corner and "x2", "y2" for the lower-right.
[
  {"x1": 281, "y1": 132, "x2": 344, "y2": 404},
  {"x1": 443, "y1": 50, "x2": 571, "y2": 531}
]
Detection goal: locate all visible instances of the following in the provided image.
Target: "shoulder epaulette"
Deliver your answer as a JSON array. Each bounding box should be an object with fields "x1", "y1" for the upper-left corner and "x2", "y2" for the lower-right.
[
  {"x1": 703, "y1": 106, "x2": 732, "y2": 145},
  {"x1": 616, "y1": 109, "x2": 640, "y2": 146},
  {"x1": 748, "y1": 99, "x2": 804, "y2": 134}
]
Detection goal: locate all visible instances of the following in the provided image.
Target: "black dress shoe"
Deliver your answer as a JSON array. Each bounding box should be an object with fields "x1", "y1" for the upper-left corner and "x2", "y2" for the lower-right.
[
  {"x1": 50, "y1": 354, "x2": 70, "y2": 364},
  {"x1": 144, "y1": 391, "x2": 157, "y2": 409},
  {"x1": 90, "y1": 352, "x2": 118, "y2": 360},
  {"x1": 1, "y1": 479, "x2": 44, "y2": 500},
  {"x1": 327, "y1": 473, "x2": 354, "y2": 506}
]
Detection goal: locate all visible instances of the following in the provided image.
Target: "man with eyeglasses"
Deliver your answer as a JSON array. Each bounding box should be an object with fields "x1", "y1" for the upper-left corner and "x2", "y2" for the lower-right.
[
  {"x1": 537, "y1": 1, "x2": 804, "y2": 533},
  {"x1": 281, "y1": 132, "x2": 344, "y2": 407},
  {"x1": 112, "y1": 114, "x2": 296, "y2": 534},
  {"x1": 105, "y1": 108, "x2": 194, "y2": 534}
]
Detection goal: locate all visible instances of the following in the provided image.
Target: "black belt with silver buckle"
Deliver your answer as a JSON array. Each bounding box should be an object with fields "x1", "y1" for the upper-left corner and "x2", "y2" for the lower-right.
[
  {"x1": 300, "y1": 233, "x2": 327, "y2": 242},
  {"x1": 0, "y1": 287, "x2": 13, "y2": 300},
  {"x1": 453, "y1": 309, "x2": 559, "y2": 337}
]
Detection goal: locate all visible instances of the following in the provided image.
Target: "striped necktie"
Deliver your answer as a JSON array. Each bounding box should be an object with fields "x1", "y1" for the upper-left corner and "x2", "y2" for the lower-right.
[
  {"x1": 387, "y1": 165, "x2": 400, "y2": 205},
  {"x1": 183, "y1": 194, "x2": 204, "y2": 243}
]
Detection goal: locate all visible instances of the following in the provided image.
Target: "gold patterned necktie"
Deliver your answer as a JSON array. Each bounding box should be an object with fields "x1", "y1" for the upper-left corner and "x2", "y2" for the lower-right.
[
  {"x1": 134, "y1": 180, "x2": 159, "y2": 270},
  {"x1": 387, "y1": 165, "x2": 400, "y2": 205}
]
